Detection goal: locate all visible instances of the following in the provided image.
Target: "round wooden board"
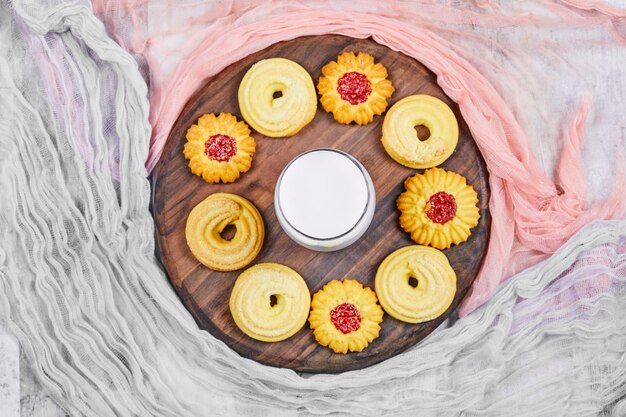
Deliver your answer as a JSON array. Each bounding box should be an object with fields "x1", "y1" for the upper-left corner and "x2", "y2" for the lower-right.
[{"x1": 152, "y1": 35, "x2": 491, "y2": 373}]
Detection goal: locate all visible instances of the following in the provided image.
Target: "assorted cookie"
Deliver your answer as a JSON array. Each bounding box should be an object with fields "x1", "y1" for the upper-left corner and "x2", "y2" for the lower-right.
[
  {"x1": 397, "y1": 167, "x2": 480, "y2": 250},
  {"x1": 230, "y1": 263, "x2": 311, "y2": 342},
  {"x1": 185, "y1": 193, "x2": 264, "y2": 272},
  {"x1": 375, "y1": 246, "x2": 456, "y2": 323},
  {"x1": 309, "y1": 279, "x2": 384, "y2": 354},
  {"x1": 238, "y1": 58, "x2": 317, "y2": 138},
  {"x1": 183, "y1": 113, "x2": 256, "y2": 184},
  {"x1": 317, "y1": 52, "x2": 394, "y2": 125},
  {"x1": 382, "y1": 94, "x2": 458, "y2": 169},
  {"x1": 176, "y1": 52, "x2": 482, "y2": 355}
]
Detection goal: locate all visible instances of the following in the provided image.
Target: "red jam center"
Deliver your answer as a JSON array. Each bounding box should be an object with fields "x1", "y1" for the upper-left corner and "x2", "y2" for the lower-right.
[
  {"x1": 337, "y1": 72, "x2": 372, "y2": 105},
  {"x1": 204, "y1": 134, "x2": 237, "y2": 162},
  {"x1": 425, "y1": 192, "x2": 457, "y2": 224},
  {"x1": 330, "y1": 303, "x2": 362, "y2": 334}
]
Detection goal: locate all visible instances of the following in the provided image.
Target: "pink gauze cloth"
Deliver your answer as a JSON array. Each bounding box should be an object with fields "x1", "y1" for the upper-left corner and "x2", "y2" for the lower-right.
[{"x1": 92, "y1": 0, "x2": 626, "y2": 315}]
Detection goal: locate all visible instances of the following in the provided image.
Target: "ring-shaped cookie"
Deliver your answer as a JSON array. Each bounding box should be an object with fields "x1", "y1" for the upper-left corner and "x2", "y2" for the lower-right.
[
  {"x1": 185, "y1": 193, "x2": 264, "y2": 272},
  {"x1": 238, "y1": 58, "x2": 317, "y2": 138},
  {"x1": 375, "y1": 245, "x2": 456, "y2": 323},
  {"x1": 230, "y1": 263, "x2": 311, "y2": 342},
  {"x1": 382, "y1": 94, "x2": 458, "y2": 169}
]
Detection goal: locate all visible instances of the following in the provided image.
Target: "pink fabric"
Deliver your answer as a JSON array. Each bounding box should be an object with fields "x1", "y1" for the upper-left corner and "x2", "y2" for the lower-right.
[
  {"x1": 21, "y1": 30, "x2": 122, "y2": 180},
  {"x1": 92, "y1": 0, "x2": 626, "y2": 315}
]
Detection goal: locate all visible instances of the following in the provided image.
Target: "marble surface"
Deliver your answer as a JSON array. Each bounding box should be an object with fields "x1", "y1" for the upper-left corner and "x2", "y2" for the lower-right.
[
  {"x1": 20, "y1": 365, "x2": 66, "y2": 417},
  {"x1": 0, "y1": 326, "x2": 66, "y2": 417},
  {"x1": 0, "y1": 327, "x2": 19, "y2": 417}
]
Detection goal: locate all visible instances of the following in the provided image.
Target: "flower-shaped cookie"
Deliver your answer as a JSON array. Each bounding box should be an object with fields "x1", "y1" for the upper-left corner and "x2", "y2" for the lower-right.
[
  {"x1": 183, "y1": 113, "x2": 256, "y2": 183},
  {"x1": 397, "y1": 167, "x2": 480, "y2": 250},
  {"x1": 317, "y1": 52, "x2": 394, "y2": 125},
  {"x1": 309, "y1": 279, "x2": 384, "y2": 354}
]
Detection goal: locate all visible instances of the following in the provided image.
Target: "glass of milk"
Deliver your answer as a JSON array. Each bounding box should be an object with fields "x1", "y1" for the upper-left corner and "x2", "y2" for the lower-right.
[{"x1": 275, "y1": 149, "x2": 376, "y2": 252}]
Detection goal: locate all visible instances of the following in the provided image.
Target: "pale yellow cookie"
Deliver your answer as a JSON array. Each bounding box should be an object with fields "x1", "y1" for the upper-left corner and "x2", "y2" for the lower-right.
[
  {"x1": 183, "y1": 113, "x2": 255, "y2": 184},
  {"x1": 317, "y1": 52, "x2": 394, "y2": 125},
  {"x1": 238, "y1": 58, "x2": 317, "y2": 138},
  {"x1": 375, "y1": 245, "x2": 456, "y2": 323},
  {"x1": 397, "y1": 167, "x2": 479, "y2": 250},
  {"x1": 230, "y1": 263, "x2": 311, "y2": 342},
  {"x1": 309, "y1": 279, "x2": 384, "y2": 354},
  {"x1": 185, "y1": 193, "x2": 264, "y2": 271},
  {"x1": 382, "y1": 94, "x2": 458, "y2": 168}
]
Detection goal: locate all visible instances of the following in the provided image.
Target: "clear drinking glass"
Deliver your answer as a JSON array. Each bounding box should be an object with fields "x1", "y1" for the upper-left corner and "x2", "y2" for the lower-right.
[{"x1": 274, "y1": 148, "x2": 376, "y2": 252}]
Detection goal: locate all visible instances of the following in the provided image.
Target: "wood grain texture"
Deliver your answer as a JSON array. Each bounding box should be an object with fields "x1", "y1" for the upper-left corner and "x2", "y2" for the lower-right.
[{"x1": 152, "y1": 35, "x2": 491, "y2": 373}]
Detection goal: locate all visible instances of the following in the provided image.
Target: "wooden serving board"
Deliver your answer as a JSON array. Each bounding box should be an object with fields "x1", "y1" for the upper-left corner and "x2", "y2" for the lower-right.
[{"x1": 152, "y1": 35, "x2": 491, "y2": 373}]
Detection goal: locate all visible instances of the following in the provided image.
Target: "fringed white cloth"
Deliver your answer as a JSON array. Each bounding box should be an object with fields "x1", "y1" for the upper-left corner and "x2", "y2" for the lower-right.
[{"x1": 1, "y1": 0, "x2": 625, "y2": 415}]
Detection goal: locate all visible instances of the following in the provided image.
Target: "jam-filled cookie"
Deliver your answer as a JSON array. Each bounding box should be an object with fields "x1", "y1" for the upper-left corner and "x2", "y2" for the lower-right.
[
  {"x1": 309, "y1": 279, "x2": 384, "y2": 354},
  {"x1": 317, "y1": 52, "x2": 394, "y2": 125},
  {"x1": 183, "y1": 113, "x2": 255, "y2": 184},
  {"x1": 397, "y1": 167, "x2": 479, "y2": 250}
]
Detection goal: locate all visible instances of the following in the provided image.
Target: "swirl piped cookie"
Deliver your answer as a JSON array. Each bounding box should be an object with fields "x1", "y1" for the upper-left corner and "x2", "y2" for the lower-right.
[
  {"x1": 183, "y1": 113, "x2": 256, "y2": 184},
  {"x1": 382, "y1": 94, "x2": 458, "y2": 169},
  {"x1": 317, "y1": 52, "x2": 394, "y2": 125},
  {"x1": 238, "y1": 58, "x2": 317, "y2": 138},
  {"x1": 375, "y1": 245, "x2": 456, "y2": 323},
  {"x1": 230, "y1": 263, "x2": 311, "y2": 342},
  {"x1": 397, "y1": 167, "x2": 479, "y2": 250},
  {"x1": 185, "y1": 193, "x2": 264, "y2": 271},
  {"x1": 309, "y1": 279, "x2": 384, "y2": 354}
]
